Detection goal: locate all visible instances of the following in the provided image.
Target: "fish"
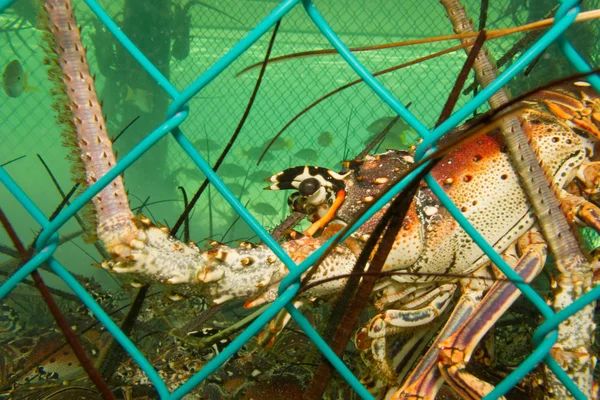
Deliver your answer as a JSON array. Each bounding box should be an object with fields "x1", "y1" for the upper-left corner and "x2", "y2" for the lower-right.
[
  {"x1": 251, "y1": 202, "x2": 279, "y2": 216},
  {"x1": 263, "y1": 137, "x2": 293, "y2": 151},
  {"x1": 364, "y1": 116, "x2": 420, "y2": 150},
  {"x1": 241, "y1": 147, "x2": 275, "y2": 162},
  {"x1": 317, "y1": 131, "x2": 333, "y2": 147},
  {"x1": 171, "y1": 2, "x2": 191, "y2": 61},
  {"x1": 367, "y1": 116, "x2": 412, "y2": 135},
  {"x1": 2, "y1": 60, "x2": 38, "y2": 98},
  {"x1": 227, "y1": 182, "x2": 246, "y2": 196},
  {"x1": 249, "y1": 170, "x2": 273, "y2": 181},
  {"x1": 294, "y1": 148, "x2": 319, "y2": 162},
  {"x1": 125, "y1": 86, "x2": 153, "y2": 113},
  {"x1": 218, "y1": 163, "x2": 247, "y2": 178},
  {"x1": 194, "y1": 138, "x2": 221, "y2": 150}
]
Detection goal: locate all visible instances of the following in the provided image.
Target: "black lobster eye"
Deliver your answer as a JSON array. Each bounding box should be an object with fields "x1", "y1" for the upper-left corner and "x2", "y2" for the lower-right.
[{"x1": 298, "y1": 178, "x2": 320, "y2": 196}]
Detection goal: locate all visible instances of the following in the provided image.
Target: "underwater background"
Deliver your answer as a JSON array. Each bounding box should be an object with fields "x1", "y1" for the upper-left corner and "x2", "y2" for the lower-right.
[
  {"x1": 3, "y1": 0, "x2": 598, "y2": 290},
  {"x1": 1, "y1": 1, "x2": 600, "y2": 397}
]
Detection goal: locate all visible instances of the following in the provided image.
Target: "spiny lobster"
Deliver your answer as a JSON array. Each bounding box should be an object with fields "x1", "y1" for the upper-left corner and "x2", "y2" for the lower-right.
[{"x1": 37, "y1": 0, "x2": 600, "y2": 398}]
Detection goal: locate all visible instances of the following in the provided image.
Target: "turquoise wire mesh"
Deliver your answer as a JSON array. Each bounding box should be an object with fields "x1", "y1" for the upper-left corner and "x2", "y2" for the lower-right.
[{"x1": 1, "y1": 0, "x2": 600, "y2": 398}]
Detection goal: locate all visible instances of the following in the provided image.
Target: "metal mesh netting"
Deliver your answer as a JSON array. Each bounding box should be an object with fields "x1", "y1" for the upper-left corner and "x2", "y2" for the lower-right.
[{"x1": 1, "y1": 0, "x2": 600, "y2": 399}]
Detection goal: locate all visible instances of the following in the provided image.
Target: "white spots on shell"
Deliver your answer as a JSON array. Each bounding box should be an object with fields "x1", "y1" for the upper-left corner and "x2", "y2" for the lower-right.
[
  {"x1": 212, "y1": 294, "x2": 234, "y2": 305},
  {"x1": 167, "y1": 293, "x2": 185, "y2": 301},
  {"x1": 423, "y1": 206, "x2": 438, "y2": 217},
  {"x1": 574, "y1": 81, "x2": 591, "y2": 87},
  {"x1": 129, "y1": 239, "x2": 145, "y2": 250},
  {"x1": 214, "y1": 250, "x2": 228, "y2": 262},
  {"x1": 241, "y1": 257, "x2": 253, "y2": 266},
  {"x1": 198, "y1": 268, "x2": 224, "y2": 283}
]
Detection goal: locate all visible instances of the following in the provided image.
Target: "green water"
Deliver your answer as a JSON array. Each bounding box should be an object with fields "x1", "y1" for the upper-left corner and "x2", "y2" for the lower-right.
[{"x1": 1, "y1": 0, "x2": 600, "y2": 396}]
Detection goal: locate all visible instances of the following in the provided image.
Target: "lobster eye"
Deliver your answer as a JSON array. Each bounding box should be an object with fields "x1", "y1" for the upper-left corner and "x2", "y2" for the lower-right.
[{"x1": 299, "y1": 178, "x2": 320, "y2": 196}]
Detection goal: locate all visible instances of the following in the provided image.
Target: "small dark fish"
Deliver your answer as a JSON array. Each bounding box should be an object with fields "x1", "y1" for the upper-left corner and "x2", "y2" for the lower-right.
[
  {"x1": 263, "y1": 137, "x2": 293, "y2": 151},
  {"x1": 242, "y1": 147, "x2": 275, "y2": 162},
  {"x1": 251, "y1": 202, "x2": 278, "y2": 216},
  {"x1": 367, "y1": 116, "x2": 411, "y2": 135},
  {"x1": 294, "y1": 148, "x2": 319, "y2": 162},
  {"x1": 3, "y1": 60, "x2": 37, "y2": 98},
  {"x1": 365, "y1": 116, "x2": 419, "y2": 150},
  {"x1": 227, "y1": 182, "x2": 246, "y2": 196},
  {"x1": 249, "y1": 170, "x2": 273, "y2": 181},
  {"x1": 219, "y1": 163, "x2": 246, "y2": 178},
  {"x1": 194, "y1": 138, "x2": 221, "y2": 150},
  {"x1": 172, "y1": 37, "x2": 191, "y2": 61},
  {"x1": 317, "y1": 131, "x2": 333, "y2": 147}
]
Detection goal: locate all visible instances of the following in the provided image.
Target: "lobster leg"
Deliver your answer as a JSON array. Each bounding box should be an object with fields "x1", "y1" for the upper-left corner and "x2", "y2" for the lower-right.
[
  {"x1": 379, "y1": 283, "x2": 457, "y2": 328},
  {"x1": 434, "y1": 230, "x2": 547, "y2": 399},
  {"x1": 576, "y1": 161, "x2": 600, "y2": 195},
  {"x1": 391, "y1": 289, "x2": 484, "y2": 400},
  {"x1": 363, "y1": 285, "x2": 457, "y2": 384},
  {"x1": 559, "y1": 190, "x2": 600, "y2": 232},
  {"x1": 256, "y1": 299, "x2": 306, "y2": 347}
]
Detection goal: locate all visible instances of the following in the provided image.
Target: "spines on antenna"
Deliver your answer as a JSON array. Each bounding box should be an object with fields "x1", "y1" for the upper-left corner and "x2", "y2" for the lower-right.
[{"x1": 39, "y1": 1, "x2": 98, "y2": 241}]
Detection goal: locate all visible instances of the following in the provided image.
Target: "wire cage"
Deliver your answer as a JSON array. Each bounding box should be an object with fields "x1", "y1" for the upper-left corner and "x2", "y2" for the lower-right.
[{"x1": 1, "y1": 0, "x2": 600, "y2": 398}]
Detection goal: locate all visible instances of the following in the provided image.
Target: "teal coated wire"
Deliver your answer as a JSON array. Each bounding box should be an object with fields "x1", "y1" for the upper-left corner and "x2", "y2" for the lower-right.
[
  {"x1": 544, "y1": 357, "x2": 587, "y2": 400},
  {"x1": 0, "y1": 167, "x2": 50, "y2": 227},
  {"x1": 0, "y1": 244, "x2": 57, "y2": 300},
  {"x1": 0, "y1": 0, "x2": 14, "y2": 13},
  {"x1": 172, "y1": 126, "x2": 298, "y2": 270},
  {"x1": 534, "y1": 286, "x2": 600, "y2": 345},
  {"x1": 483, "y1": 333, "x2": 558, "y2": 399},
  {"x1": 301, "y1": 0, "x2": 430, "y2": 141},
  {"x1": 48, "y1": 258, "x2": 171, "y2": 398},
  {"x1": 168, "y1": 0, "x2": 301, "y2": 118},
  {"x1": 86, "y1": 0, "x2": 302, "y2": 271},
  {"x1": 0, "y1": 165, "x2": 171, "y2": 396},
  {"x1": 554, "y1": 1, "x2": 600, "y2": 90},
  {"x1": 286, "y1": 305, "x2": 376, "y2": 400},
  {"x1": 172, "y1": 284, "x2": 300, "y2": 399},
  {"x1": 425, "y1": 177, "x2": 555, "y2": 318},
  {"x1": 279, "y1": 162, "x2": 431, "y2": 291},
  {"x1": 84, "y1": 0, "x2": 180, "y2": 98},
  {"x1": 1, "y1": 0, "x2": 598, "y2": 398},
  {"x1": 415, "y1": 5, "x2": 580, "y2": 160},
  {"x1": 36, "y1": 110, "x2": 188, "y2": 249}
]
